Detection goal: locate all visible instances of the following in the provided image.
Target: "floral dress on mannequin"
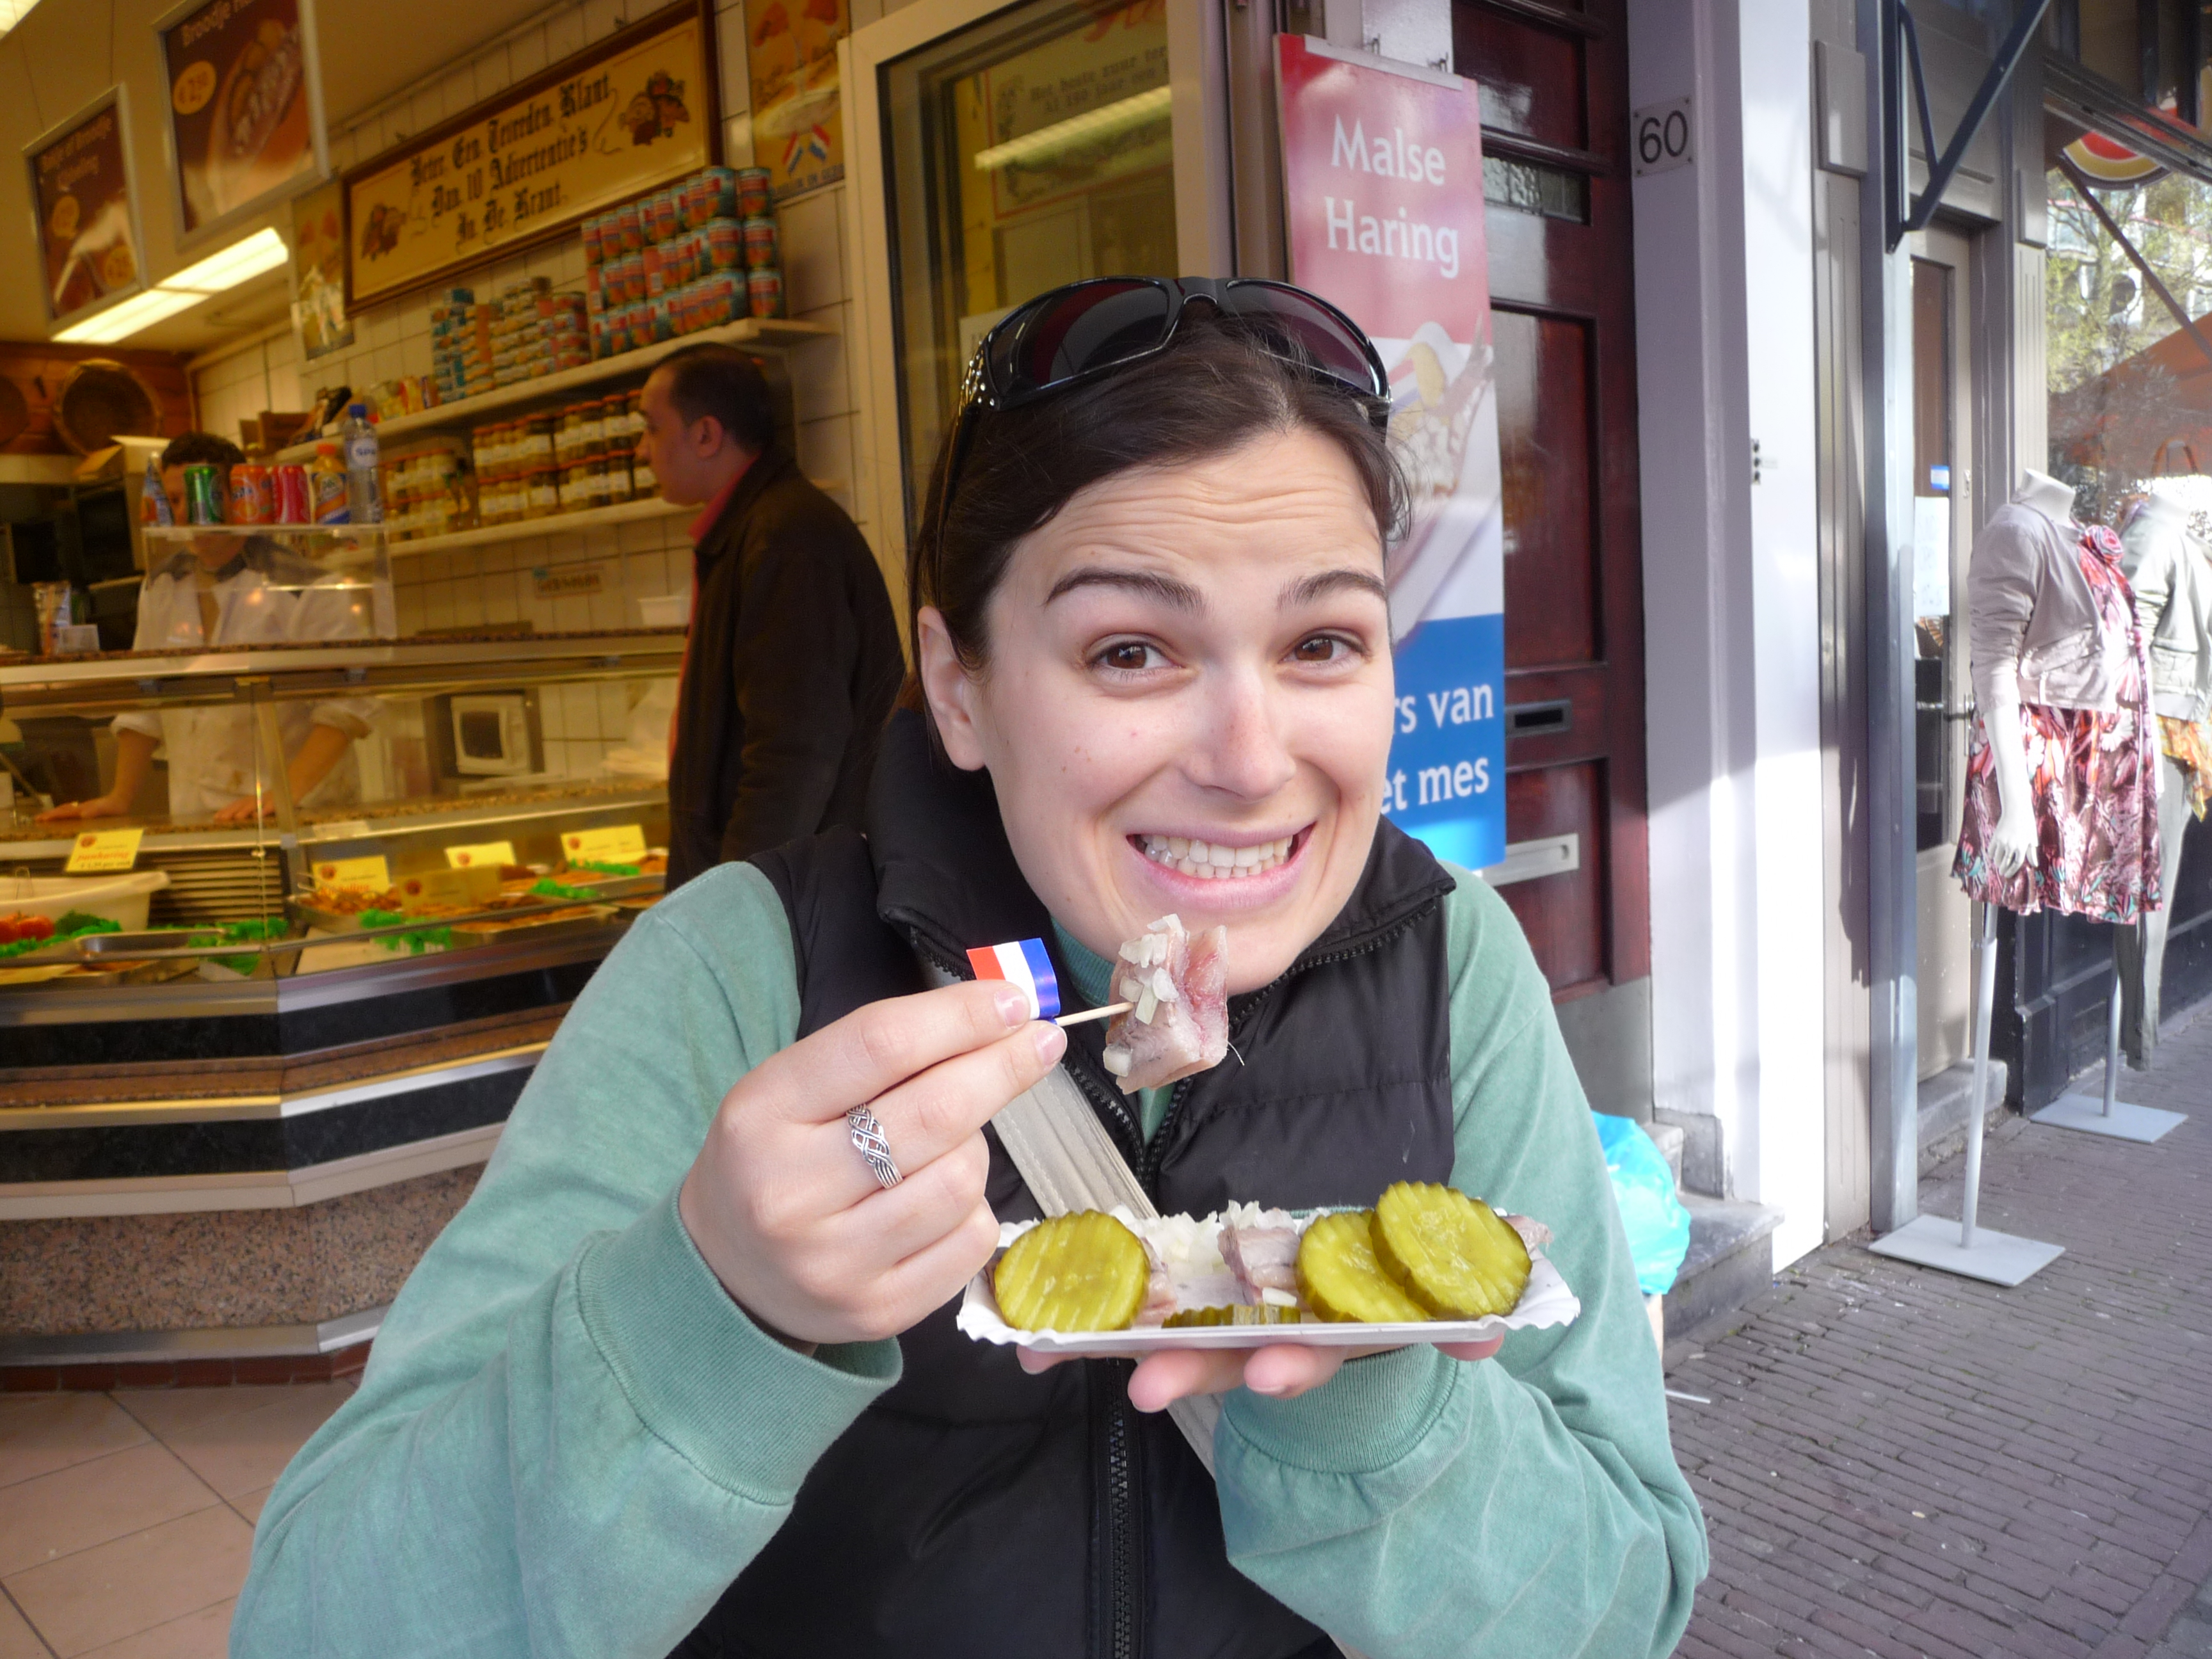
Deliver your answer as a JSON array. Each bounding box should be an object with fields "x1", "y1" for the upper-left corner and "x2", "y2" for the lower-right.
[{"x1": 1953, "y1": 522, "x2": 2163, "y2": 925}]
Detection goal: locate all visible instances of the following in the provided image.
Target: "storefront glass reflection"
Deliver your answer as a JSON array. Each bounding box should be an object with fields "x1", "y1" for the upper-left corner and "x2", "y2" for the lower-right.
[
  {"x1": 2046, "y1": 164, "x2": 2212, "y2": 527},
  {"x1": 880, "y1": 0, "x2": 1178, "y2": 529}
]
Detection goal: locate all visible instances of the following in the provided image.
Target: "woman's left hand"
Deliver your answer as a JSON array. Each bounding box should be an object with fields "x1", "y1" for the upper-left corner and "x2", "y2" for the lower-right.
[{"x1": 1018, "y1": 1336, "x2": 1503, "y2": 1411}]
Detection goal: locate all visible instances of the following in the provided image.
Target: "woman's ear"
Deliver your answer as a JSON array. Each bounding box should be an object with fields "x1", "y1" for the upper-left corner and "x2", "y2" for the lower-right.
[{"x1": 915, "y1": 606, "x2": 988, "y2": 771}]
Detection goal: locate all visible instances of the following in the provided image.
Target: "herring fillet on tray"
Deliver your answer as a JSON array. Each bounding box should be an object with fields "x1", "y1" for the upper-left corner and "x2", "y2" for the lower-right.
[{"x1": 1100, "y1": 914, "x2": 1228, "y2": 1092}]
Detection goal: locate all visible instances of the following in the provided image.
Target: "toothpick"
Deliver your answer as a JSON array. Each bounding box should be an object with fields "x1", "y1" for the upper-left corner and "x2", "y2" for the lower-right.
[{"x1": 1054, "y1": 1001, "x2": 1134, "y2": 1028}]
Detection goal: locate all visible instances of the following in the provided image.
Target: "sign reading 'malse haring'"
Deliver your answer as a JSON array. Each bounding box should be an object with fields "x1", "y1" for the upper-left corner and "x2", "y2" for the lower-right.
[{"x1": 345, "y1": 0, "x2": 715, "y2": 307}]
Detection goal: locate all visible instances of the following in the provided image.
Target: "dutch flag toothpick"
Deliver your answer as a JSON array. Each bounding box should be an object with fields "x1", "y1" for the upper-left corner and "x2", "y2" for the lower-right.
[{"x1": 966, "y1": 938, "x2": 1061, "y2": 1022}]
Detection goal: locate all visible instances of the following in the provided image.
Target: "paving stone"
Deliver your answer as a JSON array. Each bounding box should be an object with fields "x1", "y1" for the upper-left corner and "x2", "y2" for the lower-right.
[{"x1": 1671, "y1": 1008, "x2": 2212, "y2": 1658}]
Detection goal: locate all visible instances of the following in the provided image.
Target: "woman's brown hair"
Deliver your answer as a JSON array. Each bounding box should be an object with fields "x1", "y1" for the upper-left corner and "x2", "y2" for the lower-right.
[{"x1": 901, "y1": 312, "x2": 1406, "y2": 717}]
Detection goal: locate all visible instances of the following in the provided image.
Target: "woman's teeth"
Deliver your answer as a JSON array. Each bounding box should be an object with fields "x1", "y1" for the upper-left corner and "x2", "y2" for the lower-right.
[{"x1": 1138, "y1": 833, "x2": 1294, "y2": 881}]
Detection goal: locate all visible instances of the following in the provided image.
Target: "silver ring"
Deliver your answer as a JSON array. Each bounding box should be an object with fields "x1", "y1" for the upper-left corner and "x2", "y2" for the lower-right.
[{"x1": 846, "y1": 1105, "x2": 901, "y2": 1189}]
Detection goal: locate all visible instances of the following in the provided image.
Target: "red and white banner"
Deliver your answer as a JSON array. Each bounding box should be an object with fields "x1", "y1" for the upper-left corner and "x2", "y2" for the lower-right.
[{"x1": 1277, "y1": 34, "x2": 1503, "y2": 869}]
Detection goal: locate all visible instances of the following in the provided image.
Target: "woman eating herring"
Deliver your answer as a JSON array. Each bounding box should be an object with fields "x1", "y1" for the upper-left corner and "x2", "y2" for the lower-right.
[{"x1": 232, "y1": 276, "x2": 1706, "y2": 1659}]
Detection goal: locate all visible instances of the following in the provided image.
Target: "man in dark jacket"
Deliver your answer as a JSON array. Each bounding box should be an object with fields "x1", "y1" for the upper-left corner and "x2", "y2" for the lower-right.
[{"x1": 637, "y1": 344, "x2": 901, "y2": 889}]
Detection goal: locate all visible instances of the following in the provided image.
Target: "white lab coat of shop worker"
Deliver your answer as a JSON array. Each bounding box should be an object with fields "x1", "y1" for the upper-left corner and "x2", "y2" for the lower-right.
[{"x1": 116, "y1": 541, "x2": 380, "y2": 819}]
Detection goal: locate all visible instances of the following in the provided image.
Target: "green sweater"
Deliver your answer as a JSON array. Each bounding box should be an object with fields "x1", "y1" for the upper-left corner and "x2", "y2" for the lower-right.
[{"x1": 232, "y1": 860, "x2": 1705, "y2": 1658}]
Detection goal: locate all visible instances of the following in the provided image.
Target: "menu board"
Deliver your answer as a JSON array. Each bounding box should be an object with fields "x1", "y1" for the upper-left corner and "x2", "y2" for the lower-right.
[
  {"x1": 744, "y1": 0, "x2": 846, "y2": 200},
  {"x1": 156, "y1": 0, "x2": 328, "y2": 239},
  {"x1": 345, "y1": 1, "x2": 716, "y2": 307},
  {"x1": 25, "y1": 90, "x2": 143, "y2": 325}
]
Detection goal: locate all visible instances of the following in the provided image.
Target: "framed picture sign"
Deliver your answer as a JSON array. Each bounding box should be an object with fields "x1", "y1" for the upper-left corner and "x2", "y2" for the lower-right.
[
  {"x1": 155, "y1": 0, "x2": 330, "y2": 243},
  {"x1": 345, "y1": 0, "x2": 718, "y2": 309},
  {"x1": 24, "y1": 88, "x2": 148, "y2": 327}
]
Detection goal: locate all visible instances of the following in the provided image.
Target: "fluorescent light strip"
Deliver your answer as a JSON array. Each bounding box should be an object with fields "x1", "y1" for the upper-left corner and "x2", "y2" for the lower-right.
[
  {"x1": 52, "y1": 227, "x2": 291, "y2": 343},
  {"x1": 165, "y1": 227, "x2": 289, "y2": 293},
  {"x1": 53, "y1": 286, "x2": 207, "y2": 344},
  {"x1": 972, "y1": 85, "x2": 1173, "y2": 173}
]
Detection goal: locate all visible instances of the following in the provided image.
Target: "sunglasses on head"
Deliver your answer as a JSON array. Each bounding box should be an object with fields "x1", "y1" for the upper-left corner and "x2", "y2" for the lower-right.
[
  {"x1": 919, "y1": 276, "x2": 1391, "y2": 567},
  {"x1": 965, "y1": 275, "x2": 1390, "y2": 419}
]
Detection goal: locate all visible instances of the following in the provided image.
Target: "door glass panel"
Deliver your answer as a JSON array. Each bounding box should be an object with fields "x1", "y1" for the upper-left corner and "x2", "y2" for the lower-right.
[
  {"x1": 880, "y1": 0, "x2": 1178, "y2": 533},
  {"x1": 1911, "y1": 257, "x2": 1954, "y2": 853}
]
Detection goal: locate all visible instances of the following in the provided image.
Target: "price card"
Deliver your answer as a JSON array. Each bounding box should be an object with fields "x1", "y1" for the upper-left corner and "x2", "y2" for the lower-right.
[
  {"x1": 65, "y1": 828, "x2": 143, "y2": 873},
  {"x1": 312, "y1": 855, "x2": 391, "y2": 891},
  {"x1": 562, "y1": 825, "x2": 647, "y2": 864},
  {"x1": 445, "y1": 840, "x2": 517, "y2": 870}
]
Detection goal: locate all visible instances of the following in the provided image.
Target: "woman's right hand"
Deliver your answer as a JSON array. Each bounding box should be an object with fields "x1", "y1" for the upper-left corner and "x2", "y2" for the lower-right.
[
  {"x1": 678, "y1": 980, "x2": 1066, "y2": 1349},
  {"x1": 35, "y1": 792, "x2": 128, "y2": 825}
]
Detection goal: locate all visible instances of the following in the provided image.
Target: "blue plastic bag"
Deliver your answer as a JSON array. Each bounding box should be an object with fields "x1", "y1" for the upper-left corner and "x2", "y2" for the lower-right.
[{"x1": 1593, "y1": 1114, "x2": 1692, "y2": 1296}]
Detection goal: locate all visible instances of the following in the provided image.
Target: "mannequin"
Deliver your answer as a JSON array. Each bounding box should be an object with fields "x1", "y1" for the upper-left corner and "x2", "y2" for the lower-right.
[
  {"x1": 1880, "y1": 467, "x2": 2155, "y2": 1280},
  {"x1": 2115, "y1": 485, "x2": 2211, "y2": 1071},
  {"x1": 1978, "y1": 468, "x2": 2080, "y2": 883},
  {"x1": 1953, "y1": 466, "x2": 2167, "y2": 1162}
]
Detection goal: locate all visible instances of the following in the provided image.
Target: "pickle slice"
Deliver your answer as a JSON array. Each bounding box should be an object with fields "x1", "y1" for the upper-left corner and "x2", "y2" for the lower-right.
[
  {"x1": 1296, "y1": 1211, "x2": 1431, "y2": 1324},
  {"x1": 1372, "y1": 1181, "x2": 1531, "y2": 1319},
  {"x1": 991, "y1": 1212, "x2": 1150, "y2": 1333},
  {"x1": 1162, "y1": 1304, "x2": 1304, "y2": 1328}
]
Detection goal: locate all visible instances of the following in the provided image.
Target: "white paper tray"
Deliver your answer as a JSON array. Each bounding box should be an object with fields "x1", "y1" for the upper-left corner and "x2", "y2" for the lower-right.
[{"x1": 958, "y1": 1209, "x2": 1581, "y2": 1354}]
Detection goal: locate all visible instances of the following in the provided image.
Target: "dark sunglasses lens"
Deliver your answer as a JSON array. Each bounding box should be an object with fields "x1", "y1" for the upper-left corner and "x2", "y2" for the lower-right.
[
  {"x1": 989, "y1": 279, "x2": 1173, "y2": 397},
  {"x1": 1222, "y1": 284, "x2": 1385, "y2": 396}
]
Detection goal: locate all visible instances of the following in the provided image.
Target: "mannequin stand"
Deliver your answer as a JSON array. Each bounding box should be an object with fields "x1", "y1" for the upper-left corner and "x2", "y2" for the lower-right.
[
  {"x1": 2028, "y1": 943, "x2": 2188, "y2": 1141},
  {"x1": 1871, "y1": 903, "x2": 2064, "y2": 1286}
]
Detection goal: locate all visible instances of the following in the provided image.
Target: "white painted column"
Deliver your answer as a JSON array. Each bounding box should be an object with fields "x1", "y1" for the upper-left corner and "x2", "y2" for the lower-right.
[{"x1": 1630, "y1": 0, "x2": 1827, "y2": 1269}]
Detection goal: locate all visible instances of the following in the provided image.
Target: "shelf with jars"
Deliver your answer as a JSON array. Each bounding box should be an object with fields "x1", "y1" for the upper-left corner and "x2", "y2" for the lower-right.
[{"x1": 273, "y1": 315, "x2": 833, "y2": 467}]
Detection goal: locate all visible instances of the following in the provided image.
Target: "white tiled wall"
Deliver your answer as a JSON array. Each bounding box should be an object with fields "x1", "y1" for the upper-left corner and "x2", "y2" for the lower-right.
[
  {"x1": 188, "y1": 0, "x2": 871, "y2": 781},
  {"x1": 183, "y1": 0, "x2": 871, "y2": 610}
]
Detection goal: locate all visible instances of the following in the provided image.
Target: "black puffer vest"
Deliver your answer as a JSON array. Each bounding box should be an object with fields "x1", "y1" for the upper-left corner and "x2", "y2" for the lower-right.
[{"x1": 675, "y1": 712, "x2": 1459, "y2": 1659}]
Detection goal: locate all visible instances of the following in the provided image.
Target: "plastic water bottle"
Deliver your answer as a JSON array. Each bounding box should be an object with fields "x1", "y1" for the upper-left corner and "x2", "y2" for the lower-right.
[{"x1": 341, "y1": 403, "x2": 383, "y2": 525}]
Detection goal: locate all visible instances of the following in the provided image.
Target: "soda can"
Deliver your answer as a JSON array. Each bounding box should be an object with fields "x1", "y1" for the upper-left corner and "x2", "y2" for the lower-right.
[
  {"x1": 735, "y1": 166, "x2": 772, "y2": 220},
  {"x1": 274, "y1": 463, "x2": 313, "y2": 525},
  {"x1": 228, "y1": 464, "x2": 273, "y2": 525},
  {"x1": 742, "y1": 216, "x2": 779, "y2": 271},
  {"x1": 616, "y1": 203, "x2": 643, "y2": 254},
  {"x1": 643, "y1": 244, "x2": 666, "y2": 298},
  {"x1": 183, "y1": 462, "x2": 225, "y2": 525},
  {"x1": 747, "y1": 266, "x2": 784, "y2": 319}
]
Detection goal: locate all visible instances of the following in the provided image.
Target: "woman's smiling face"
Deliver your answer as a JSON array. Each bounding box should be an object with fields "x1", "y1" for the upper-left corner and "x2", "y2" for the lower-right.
[{"x1": 918, "y1": 425, "x2": 1395, "y2": 995}]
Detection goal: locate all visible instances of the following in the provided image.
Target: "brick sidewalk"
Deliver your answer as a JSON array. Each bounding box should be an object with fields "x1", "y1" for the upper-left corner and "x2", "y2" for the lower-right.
[{"x1": 1668, "y1": 1013, "x2": 2212, "y2": 1659}]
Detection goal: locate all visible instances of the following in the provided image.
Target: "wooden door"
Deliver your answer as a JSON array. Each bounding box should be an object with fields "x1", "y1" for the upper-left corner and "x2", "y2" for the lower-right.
[{"x1": 1452, "y1": 0, "x2": 1648, "y2": 998}]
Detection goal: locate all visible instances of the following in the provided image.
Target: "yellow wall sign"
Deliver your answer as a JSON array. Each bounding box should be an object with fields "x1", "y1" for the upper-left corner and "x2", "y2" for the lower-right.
[
  {"x1": 445, "y1": 840, "x2": 518, "y2": 870},
  {"x1": 65, "y1": 827, "x2": 143, "y2": 874},
  {"x1": 563, "y1": 825, "x2": 648, "y2": 864},
  {"x1": 345, "y1": 1, "x2": 716, "y2": 307},
  {"x1": 313, "y1": 854, "x2": 390, "y2": 890}
]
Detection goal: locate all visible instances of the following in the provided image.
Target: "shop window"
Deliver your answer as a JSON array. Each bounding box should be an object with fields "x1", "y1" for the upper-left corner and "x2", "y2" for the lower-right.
[
  {"x1": 879, "y1": 0, "x2": 1178, "y2": 530},
  {"x1": 2045, "y1": 162, "x2": 2212, "y2": 526}
]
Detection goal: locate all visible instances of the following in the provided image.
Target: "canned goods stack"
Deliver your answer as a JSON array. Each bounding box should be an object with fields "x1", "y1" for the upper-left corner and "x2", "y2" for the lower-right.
[
  {"x1": 429, "y1": 288, "x2": 488, "y2": 401},
  {"x1": 492, "y1": 279, "x2": 591, "y2": 388},
  {"x1": 584, "y1": 164, "x2": 781, "y2": 361},
  {"x1": 381, "y1": 436, "x2": 475, "y2": 543}
]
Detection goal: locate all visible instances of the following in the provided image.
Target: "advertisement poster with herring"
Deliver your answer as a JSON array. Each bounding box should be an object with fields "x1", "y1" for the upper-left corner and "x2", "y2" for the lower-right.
[
  {"x1": 743, "y1": 0, "x2": 846, "y2": 200},
  {"x1": 157, "y1": 0, "x2": 328, "y2": 241},
  {"x1": 1277, "y1": 35, "x2": 1505, "y2": 870},
  {"x1": 26, "y1": 88, "x2": 146, "y2": 326}
]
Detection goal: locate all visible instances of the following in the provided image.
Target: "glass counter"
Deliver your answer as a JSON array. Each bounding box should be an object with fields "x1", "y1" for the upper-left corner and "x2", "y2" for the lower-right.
[{"x1": 0, "y1": 619, "x2": 682, "y2": 1026}]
